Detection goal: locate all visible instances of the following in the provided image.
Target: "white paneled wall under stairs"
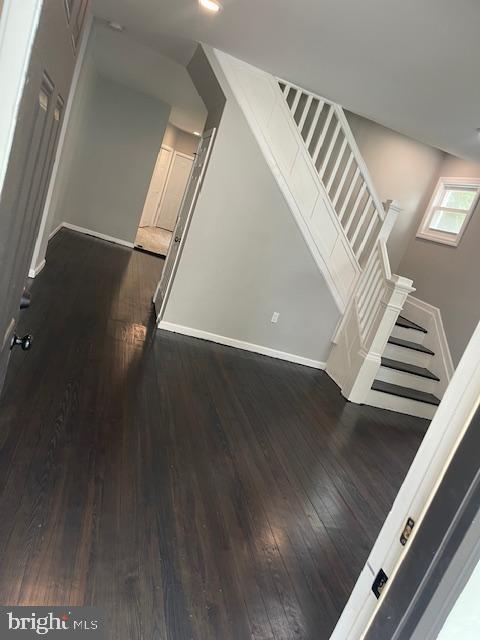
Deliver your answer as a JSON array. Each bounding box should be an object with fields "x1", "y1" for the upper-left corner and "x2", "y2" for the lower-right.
[{"x1": 210, "y1": 48, "x2": 453, "y2": 419}]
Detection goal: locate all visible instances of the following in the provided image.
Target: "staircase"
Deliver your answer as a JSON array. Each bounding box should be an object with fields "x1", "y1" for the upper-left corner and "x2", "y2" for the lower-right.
[
  {"x1": 210, "y1": 48, "x2": 449, "y2": 419},
  {"x1": 367, "y1": 315, "x2": 441, "y2": 419}
]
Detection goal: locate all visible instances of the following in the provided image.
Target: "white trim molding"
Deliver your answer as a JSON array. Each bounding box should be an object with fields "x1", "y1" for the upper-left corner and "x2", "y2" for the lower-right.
[
  {"x1": 62, "y1": 222, "x2": 135, "y2": 248},
  {"x1": 29, "y1": 10, "x2": 93, "y2": 279},
  {"x1": 402, "y1": 295, "x2": 455, "y2": 395},
  {"x1": 416, "y1": 176, "x2": 480, "y2": 247},
  {"x1": 28, "y1": 220, "x2": 136, "y2": 278},
  {"x1": 28, "y1": 259, "x2": 45, "y2": 279},
  {"x1": 48, "y1": 221, "x2": 64, "y2": 240},
  {"x1": 158, "y1": 321, "x2": 326, "y2": 370},
  {"x1": 0, "y1": 0, "x2": 43, "y2": 195}
]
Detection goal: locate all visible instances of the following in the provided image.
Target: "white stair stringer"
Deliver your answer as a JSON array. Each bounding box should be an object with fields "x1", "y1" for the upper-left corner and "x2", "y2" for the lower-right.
[
  {"x1": 363, "y1": 298, "x2": 455, "y2": 420},
  {"x1": 211, "y1": 48, "x2": 362, "y2": 313}
]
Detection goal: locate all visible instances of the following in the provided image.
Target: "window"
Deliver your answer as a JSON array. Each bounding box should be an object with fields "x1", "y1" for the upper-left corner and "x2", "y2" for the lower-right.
[{"x1": 417, "y1": 177, "x2": 480, "y2": 246}]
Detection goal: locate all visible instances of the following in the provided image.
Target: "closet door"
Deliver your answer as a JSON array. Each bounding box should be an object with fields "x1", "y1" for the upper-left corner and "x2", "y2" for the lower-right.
[
  {"x1": 0, "y1": 0, "x2": 87, "y2": 391},
  {"x1": 155, "y1": 152, "x2": 194, "y2": 232}
]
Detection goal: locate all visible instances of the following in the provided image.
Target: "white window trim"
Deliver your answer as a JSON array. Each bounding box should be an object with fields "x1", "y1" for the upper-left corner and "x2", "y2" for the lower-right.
[{"x1": 416, "y1": 176, "x2": 480, "y2": 247}]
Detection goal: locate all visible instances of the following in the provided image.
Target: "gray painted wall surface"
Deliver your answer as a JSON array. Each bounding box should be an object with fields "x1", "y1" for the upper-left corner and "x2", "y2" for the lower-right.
[
  {"x1": 187, "y1": 46, "x2": 226, "y2": 132},
  {"x1": 346, "y1": 111, "x2": 444, "y2": 272},
  {"x1": 399, "y1": 156, "x2": 480, "y2": 365},
  {"x1": 164, "y1": 49, "x2": 340, "y2": 363},
  {"x1": 56, "y1": 73, "x2": 170, "y2": 243}
]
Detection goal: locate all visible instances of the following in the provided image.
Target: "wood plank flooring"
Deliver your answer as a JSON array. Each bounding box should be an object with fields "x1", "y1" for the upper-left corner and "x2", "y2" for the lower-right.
[{"x1": 0, "y1": 229, "x2": 428, "y2": 639}]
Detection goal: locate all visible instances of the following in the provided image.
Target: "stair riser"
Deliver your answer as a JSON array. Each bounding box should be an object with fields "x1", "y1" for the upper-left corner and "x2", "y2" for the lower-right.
[
  {"x1": 365, "y1": 389, "x2": 437, "y2": 420},
  {"x1": 376, "y1": 366, "x2": 439, "y2": 395},
  {"x1": 391, "y1": 325, "x2": 427, "y2": 344},
  {"x1": 384, "y1": 343, "x2": 433, "y2": 368}
]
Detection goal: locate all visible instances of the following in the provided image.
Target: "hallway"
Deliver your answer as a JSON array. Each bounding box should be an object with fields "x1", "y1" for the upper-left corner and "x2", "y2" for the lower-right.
[{"x1": 0, "y1": 230, "x2": 428, "y2": 639}]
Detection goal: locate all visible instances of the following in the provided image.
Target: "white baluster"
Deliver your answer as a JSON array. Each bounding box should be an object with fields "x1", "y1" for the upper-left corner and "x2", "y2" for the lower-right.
[
  {"x1": 326, "y1": 136, "x2": 348, "y2": 193},
  {"x1": 319, "y1": 121, "x2": 342, "y2": 180},
  {"x1": 344, "y1": 183, "x2": 367, "y2": 234},
  {"x1": 305, "y1": 100, "x2": 324, "y2": 148},
  {"x1": 338, "y1": 167, "x2": 360, "y2": 222},
  {"x1": 290, "y1": 90, "x2": 302, "y2": 117},
  {"x1": 312, "y1": 105, "x2": 334, "y2": 165},
  {"x1": 332, "y1": 152, "x2": 354, "y2": 207},
  {"x1": 298, "y1": 94, "x2": 313, "y2": 134},
  {"x1": 350, "y1": 195, "x2": 373, "y2": 247},
  {"x1": 355, "y1": 208, "x2": 380, "y2": 261}
]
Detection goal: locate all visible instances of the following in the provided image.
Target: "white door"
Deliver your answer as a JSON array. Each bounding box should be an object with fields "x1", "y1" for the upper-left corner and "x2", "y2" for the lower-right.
[
  {"x1": 155, "y1": 152, "x2": 194, "y2": 232},
  {"x1": 154, "y1": 129, "x2": 216, "y2": 317},
  {"x1": 138, "y1": 146, "x2": 173, "y2": 228}
]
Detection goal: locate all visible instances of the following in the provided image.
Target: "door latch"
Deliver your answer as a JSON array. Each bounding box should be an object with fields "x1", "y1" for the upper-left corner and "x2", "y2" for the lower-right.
[{"x1": 400, "y1": 517, "x2": 415, "y2": 546}]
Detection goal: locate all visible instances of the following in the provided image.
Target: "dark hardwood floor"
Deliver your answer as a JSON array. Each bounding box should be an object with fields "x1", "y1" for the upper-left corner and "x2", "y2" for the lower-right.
[{"x1": 0, "y1": 229, "x2": 428, "y2": 639}]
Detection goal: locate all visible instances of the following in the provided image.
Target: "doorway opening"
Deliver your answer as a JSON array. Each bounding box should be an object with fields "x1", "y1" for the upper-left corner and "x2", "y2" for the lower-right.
[{"x1": 135, "y1": 123, "x2": 199, "y2": 257}]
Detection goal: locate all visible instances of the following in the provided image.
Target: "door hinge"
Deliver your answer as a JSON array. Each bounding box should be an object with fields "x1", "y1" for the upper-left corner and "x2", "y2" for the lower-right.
[
  {"x1": 400, "y1": 517, "x2": 415, "y2": 546},
  {"x1": 372, "y1": 569, "x2": 388, "y2": 599}
]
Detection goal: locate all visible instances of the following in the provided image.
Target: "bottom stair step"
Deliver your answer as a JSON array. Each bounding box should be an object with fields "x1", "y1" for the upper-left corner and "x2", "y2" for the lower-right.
[{"x1": 371, "y1": 380, "x2": 441, "y2": 406}]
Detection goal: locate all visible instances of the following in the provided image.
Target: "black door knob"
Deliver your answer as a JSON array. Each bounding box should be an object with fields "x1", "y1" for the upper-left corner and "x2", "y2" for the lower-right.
[{"x1": 11, "y1": 334, "x2": 33, "y2": 351}]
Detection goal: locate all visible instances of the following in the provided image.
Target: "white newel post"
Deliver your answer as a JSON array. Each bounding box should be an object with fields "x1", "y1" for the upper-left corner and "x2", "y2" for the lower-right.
[
  {"x1": 326, "y1": 233, "x2": 414, "y2": 405},
  {"x1": 346, "y1": 274, "x2": 415, "y2": 403},
  {"x1": 379, "y1": 199, "x2": 402, "y2": 242}
]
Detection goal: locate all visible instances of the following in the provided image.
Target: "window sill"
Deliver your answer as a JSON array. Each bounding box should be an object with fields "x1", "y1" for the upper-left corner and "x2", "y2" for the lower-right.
[{"x1": 416, "y1": 230, "x2": 461, "y2": 247}]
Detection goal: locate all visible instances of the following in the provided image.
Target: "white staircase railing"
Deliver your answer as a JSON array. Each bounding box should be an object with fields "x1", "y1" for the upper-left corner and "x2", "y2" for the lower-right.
[
  {"x1": 326, "y1": 237, "x2": 415, "y2": 403},
  {"x1": 278, "y1": 79, "x2": 386, "y2": 267},
  {"x1": 212, "y1": 50, "x2": 415, "y2": 401},
  {"x1": 277, "y1": 78, "x2": 417, "y2": 402}
]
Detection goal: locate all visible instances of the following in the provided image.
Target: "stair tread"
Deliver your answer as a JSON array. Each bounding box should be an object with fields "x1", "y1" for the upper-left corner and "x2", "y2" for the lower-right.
[
  {"x1": 396, "y1": 315, "x2": 428, "y2": 333},
  {"x1": 388, "y1": 336, "x2": 435, "y2": 355},
  {"x1": 381, "y1": 357, "x2": 440, "y2": 381},
  {"x1": 371, "y1": 380, "x2": 441, "y2": 406}
]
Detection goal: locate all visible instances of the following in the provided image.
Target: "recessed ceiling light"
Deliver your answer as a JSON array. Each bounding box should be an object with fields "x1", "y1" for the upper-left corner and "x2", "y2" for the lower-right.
[
  {"x1": 193, "y1": 131, "x2": 201, "y2": 136},
  {"x1": 199, "y1": 0, "x2": 222, "y2": 13},
  {"x1": 108, "y1": 21, "x2": 124, "y2": 31}
]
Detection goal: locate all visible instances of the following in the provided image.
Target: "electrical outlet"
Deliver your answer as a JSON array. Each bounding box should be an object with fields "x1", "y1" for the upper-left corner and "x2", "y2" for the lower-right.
[{"x1": 271, "y1": 312, "x2": 280, "y2": 324}]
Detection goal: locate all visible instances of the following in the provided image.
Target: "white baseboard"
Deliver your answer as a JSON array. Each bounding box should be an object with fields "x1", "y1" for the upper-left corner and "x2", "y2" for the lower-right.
[
  {"x1": 48, "y1": 221, "x2": 64, "y2": 240},
  {"x1": 158, "y1": 321, "x2": 326, "y2": 370},
  {"x1": 62, "y1": 222, "x2": 135, "y2": 248},
  {"x1": 28, "y1": 258, "x2": 46, "y2": 279}
]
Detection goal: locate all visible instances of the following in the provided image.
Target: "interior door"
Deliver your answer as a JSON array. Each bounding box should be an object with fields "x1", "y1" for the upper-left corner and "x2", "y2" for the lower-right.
[
  {"x1": 0, "y1": 0, "x2": 86, "y2": 392},
  {"x1": 138, "y1": 145, "x2": 173, "y2": 228},
  {"x1": 154, "y1": 129, "x2": 216, "y2": 317},
  {"x1": 155, "y1": 152, "x2": 194, "y2": 232}
]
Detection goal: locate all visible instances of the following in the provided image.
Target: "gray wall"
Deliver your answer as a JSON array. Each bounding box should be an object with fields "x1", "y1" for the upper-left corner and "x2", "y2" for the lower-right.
[
  {"x1": 163, "y1": 49, "x2": 340, "y2": 363},
  {"x1": 399, "y1": 156, "x2": 480, "y2": 365},
  {"x1": 187, "y1": 46, "x2": 226, "y2": 132},
  {"x1": 56, "y1": 73, "x2": 170, "y2": 243},
  {"x1": 346, "y1": 111, "x2": 444, "y2": 272}
]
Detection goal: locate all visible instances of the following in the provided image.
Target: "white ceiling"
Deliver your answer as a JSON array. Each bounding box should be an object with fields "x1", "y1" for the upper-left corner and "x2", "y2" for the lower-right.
[
  {"x1": 90, "y1": 23, "x2": 207, "y2": 133},
  {"x1": 93, "y1": 0, "x2": 480, "y2": 162}
]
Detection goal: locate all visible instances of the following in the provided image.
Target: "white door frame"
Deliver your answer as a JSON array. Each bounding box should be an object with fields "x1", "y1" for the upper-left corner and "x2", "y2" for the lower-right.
[
  {"x1": 333, "y1": 321, "x2": 480, "y2": 639},
  {"x1": 29, "y1": 8, "x2": 93, "y2": 277},
  {"x1": 153, "y1": 149, "x2": 194, "y2": 229},
  {"x1": 0, "y1": 0, "x2": 43, "y2": 197},
  {"x1": 153, "y1": 128, "x2": 216, "y2": 320}
]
